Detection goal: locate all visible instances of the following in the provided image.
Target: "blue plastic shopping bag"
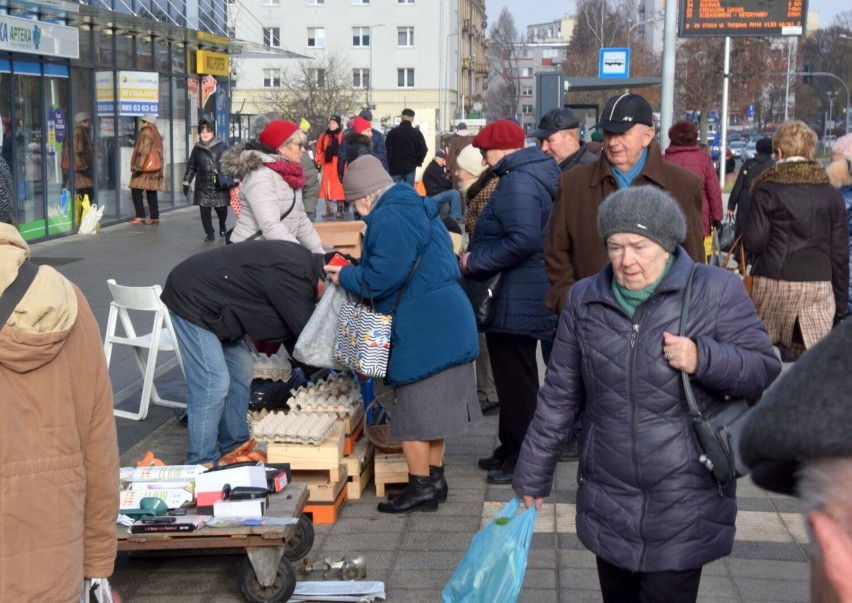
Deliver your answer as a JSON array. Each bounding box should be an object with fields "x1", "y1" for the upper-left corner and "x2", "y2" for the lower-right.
[{"x1": 441, "y1": 497, "x2": 536, "y2": 603}]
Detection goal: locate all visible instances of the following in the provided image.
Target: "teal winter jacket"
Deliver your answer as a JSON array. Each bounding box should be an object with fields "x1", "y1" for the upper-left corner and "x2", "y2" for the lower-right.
[{"x1": 337, "y1": 183, "x2": 478, "y2": 386}]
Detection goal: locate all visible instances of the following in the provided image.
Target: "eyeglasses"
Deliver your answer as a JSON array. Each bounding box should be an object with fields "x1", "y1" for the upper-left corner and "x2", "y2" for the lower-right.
[{"x1": 289, "y1": 142, "x2": 306, "y2": 149}]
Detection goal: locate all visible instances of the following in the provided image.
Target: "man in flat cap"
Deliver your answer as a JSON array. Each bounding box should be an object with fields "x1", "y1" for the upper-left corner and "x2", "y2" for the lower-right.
[
  {"x1": 544, "y1": 93, "x2": 705, "y2": 314},
  {"x1": 741, "y1": 320, "x2": 852, "y2": 602},
  {"x1": 533, "y1": 107, "x2": 598, "y2": 173},
  {"x1": 385, "y1": 108, "x2": 427, "y2": 186}
]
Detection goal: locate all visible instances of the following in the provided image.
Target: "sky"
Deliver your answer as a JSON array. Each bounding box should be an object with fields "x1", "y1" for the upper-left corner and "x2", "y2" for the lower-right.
[{"x1": 486, "y1": 0, "x2": 846, "y2": 35}]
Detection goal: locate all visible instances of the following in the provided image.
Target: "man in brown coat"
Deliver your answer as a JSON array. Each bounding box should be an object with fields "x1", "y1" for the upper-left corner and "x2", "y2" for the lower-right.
[{"x1": 545, "y1": 93, "x2": 705, "y2": 314}]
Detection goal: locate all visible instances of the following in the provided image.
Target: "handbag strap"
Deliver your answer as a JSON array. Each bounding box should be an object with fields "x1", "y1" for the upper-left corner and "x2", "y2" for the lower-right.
[
  {"x1": 246, "y1": 200, "x2": 297, "y2": 242},
  {"x1": 390, "y1": 253, "x2": 424, "y2": 313},
  {"x1": 678, "y1": 263, "x2": 703, "y2": 419},
  {"x1": 0, "y1": 261, "x2": 38, "y2": 326}
]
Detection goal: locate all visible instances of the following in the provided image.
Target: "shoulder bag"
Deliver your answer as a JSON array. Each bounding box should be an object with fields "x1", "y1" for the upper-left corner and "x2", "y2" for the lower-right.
[
  {"x1": 333, "y1": 254, "x2": 424, "y2": 378},
  {"x1": 680, "y1": 264, "x2": 753, "y2": 484},
  {"x1": 141, "y1": 148, "x2": 163, "y2": 173},
  {"x1": 460, "y1": 271, "x2": 503, "y2": 329},
  {"x1": 0, "y1": 261, "x2": 38, "y2": 325}
]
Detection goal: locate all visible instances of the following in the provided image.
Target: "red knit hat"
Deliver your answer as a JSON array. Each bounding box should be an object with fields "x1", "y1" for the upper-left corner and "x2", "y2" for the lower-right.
[
  {"x1": 353, "y1": 116, "x2": 372, "y2": 135},
  {"x1": 259, "y1": 120, "x2": 299, "y2": 149},
  {"x1": 472, "y1": 120, "x2": 526, "y2": 150}
]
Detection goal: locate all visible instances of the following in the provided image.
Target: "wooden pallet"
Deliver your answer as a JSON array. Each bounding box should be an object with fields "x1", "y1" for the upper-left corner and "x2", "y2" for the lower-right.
[
  {"x1": 303, "y1": 472, "x2": 349, "y2": 525},
  {"x1": 374, "y1": 452, "x2": 408, "y2": 497},
  {"x1": 341, "y1": 438, "x2": 374, "y2": 500},
  {"x1": 266, "y1": 424, "x2": 344, "y2": 469}
]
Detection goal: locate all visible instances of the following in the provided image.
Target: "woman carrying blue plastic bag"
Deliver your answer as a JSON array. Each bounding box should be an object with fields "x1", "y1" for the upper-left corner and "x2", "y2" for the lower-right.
[
  {"x1": 513, "y1": 187, "x2": 780, "y2": 602},
  {"x1": 441, "y1": 497, "x2": 536, "y2": 603}
]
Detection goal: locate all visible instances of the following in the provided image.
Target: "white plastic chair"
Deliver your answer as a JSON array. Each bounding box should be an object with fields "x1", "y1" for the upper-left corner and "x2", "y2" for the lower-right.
[{"x1": 103, "y1": 279, "x2": 186, "y2": 420}]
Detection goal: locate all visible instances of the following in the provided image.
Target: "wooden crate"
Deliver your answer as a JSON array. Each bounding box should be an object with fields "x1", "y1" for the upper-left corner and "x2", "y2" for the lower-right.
[
  {"x1": 266, "y1": 424, "x2": 344, "y2": 469},
  {"x1": 343, "y1": 413, "x2": 365, "y2": 457},
  {"x1": 291, "y1": 463, "x2": 345, "y2": 484},
  {"x1": 374, "y1": 452, "x2": 408, "y2": 497},
  {"x1": 342, "y1": 438, "x2": 374, "y2": 500},
  {"x1": 293, "y1": 464, "x2": 348, "y2": 502},
  {"x1": 303, "y1": 471, "x2": 349, "y2": 525}
]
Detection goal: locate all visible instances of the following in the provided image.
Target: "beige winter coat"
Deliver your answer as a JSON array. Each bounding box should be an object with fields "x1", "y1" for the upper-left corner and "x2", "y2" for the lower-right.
[{"x1": 0, "y1": 223, "x2": 119, "y2": 602}]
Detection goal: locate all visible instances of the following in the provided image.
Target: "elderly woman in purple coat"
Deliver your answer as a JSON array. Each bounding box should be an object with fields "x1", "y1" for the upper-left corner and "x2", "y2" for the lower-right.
[{"x1": 513, "y1": 186, "x2": 781, "y2": 603}]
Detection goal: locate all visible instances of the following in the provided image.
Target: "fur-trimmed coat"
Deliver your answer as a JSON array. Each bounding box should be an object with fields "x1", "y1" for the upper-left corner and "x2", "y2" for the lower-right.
[
  {"x1": 744, "y1": 159, "x2": 849, "y2": 314},
  {"x1": 129, "y1": 122, "x2": 164, "y2": 192},
  {"x1": 219, "y1": 143, "x2": 323, "y2": 252}
]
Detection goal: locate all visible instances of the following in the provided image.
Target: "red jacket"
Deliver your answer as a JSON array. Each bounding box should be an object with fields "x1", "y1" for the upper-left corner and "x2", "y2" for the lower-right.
[{"x1": 663, "y1": 145, "x2": 723, "y2": 236}]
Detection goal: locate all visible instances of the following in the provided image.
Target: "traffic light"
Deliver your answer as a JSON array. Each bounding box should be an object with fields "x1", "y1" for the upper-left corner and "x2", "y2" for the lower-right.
[{"x1": 803, "y1": 64, "x2": 813, "y2": 84}]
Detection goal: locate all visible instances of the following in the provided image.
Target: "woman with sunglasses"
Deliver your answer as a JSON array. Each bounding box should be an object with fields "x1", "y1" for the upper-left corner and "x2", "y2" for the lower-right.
[{"x1": 220, "y1": 119, "x2": 323, "y2": 251}]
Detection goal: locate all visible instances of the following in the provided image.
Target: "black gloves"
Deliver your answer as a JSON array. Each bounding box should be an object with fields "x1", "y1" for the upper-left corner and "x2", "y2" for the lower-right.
[
  {"x1": 183, "y1": 184, "x2": 189, "y2": 196},
  {"x1": 712, "y1": 220, "x2": 723, "y2": 231}
]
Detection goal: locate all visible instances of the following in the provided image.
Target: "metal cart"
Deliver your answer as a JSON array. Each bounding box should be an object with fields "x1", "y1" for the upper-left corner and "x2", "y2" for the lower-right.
[{"x1": 117, "y1": 483, "x2": 313, "y2": 602}]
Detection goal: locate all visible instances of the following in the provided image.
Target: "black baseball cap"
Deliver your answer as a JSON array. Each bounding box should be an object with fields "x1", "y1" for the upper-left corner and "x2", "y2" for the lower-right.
[
  {"x1": 532, "y1": 108, "x2": 580, "y2": 138},
  {"x1": 595, "y1": 93, "x2": 654, "y2": 133}
]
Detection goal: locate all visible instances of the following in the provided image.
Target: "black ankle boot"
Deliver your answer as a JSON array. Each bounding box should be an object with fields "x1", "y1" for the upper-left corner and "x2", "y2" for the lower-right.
[
  {"x1": 377, "y1": 474, "x2": 438, "y2": 513},
  {"x1": 430, "y1": 465, "x2": 448, "y2": 502}
]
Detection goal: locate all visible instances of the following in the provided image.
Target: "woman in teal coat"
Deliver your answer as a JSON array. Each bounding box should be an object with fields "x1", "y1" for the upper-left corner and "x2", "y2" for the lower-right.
[{"x1": 325, "y1": 155, "x2": 480, "y2": 514}]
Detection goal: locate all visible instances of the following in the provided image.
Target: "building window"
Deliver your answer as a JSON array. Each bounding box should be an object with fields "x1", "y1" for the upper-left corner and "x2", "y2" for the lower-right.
[
  {"x1": 397, "y1": 68, "x2": 414, "y2": 87},
  {"x1": 307, "y1": 0, "x2": 324, "y2": 4},
  {"x1": 398, "y1": 0, "x2": 414, "y2": 3},
  {"x1": 520, "y1": 48, "x2": 532, "y2": 58},
  {"x1": 263, "y1": 68, "x2": 281, "y2": 87},
  {"x1": 261, "y1": 0, "x2": 278, "y2": 5},
  {"x1": 353, "y1": 27, "x2": 370, "y2": 47},
  {"x1": 308, "y1": 27, "x2": 325, "y2": 48},
  {"x1": 263, "y1": 27, "x2": 280, "y2": 48},
  {"x1": 542, "y1": 48, "x2": 559, "y2": 59},
  {"x1": 310, "y1": 68, "x2": 326, "y2": 87},
  {"x1": 352, "y1": 0, "x2": 369, "y2": 4},
  {"x1": 522, "y1": 104, "x2": 533, "y2": 114},
  {"x1": 397, "y1": 26, "x2": 414, "y2": 47},
  {"x1": 353, "y1": 68, "x2": 370, "y2": 88},
  {"x1": 521, "y1": 85, "x2": 533, "y2": 96},
  {"x1": 521, "y1": 67, "x2": 533, "y2": 77}
]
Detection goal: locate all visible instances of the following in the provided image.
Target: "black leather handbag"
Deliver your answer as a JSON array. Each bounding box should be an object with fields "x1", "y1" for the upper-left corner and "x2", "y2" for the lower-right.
[
  {"x1": 680, "y1": 264, "x2": 753, "y2": 484},
  {"x1": 460, "y1": 272, "x2": 503, "y2": 329}
]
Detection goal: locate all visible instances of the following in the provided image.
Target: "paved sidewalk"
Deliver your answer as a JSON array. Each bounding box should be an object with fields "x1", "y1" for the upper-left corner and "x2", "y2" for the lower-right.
[{"x1": 28, "y1": 208, "x2": 811, "y2": 602}]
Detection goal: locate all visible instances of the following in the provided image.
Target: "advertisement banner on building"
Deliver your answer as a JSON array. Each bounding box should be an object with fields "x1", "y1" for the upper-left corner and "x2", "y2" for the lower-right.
[
  {"x1": 117, "y1": 71, "x2": 159, "y2": 116},
  {"x1": 0, "y1": 14, "x2": 79, "y2": 59},
  {"x1": 96, "y1": 71, "x2": 115, "y2": 116}
]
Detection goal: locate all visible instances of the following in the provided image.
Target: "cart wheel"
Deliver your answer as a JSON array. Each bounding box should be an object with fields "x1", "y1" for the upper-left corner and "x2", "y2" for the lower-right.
[
  {"x1": 282, "y1": 513, "x2": 315, "y2": 561},
  {"x1": 239, "y1": 557, "x2": 296, "y2": 603}
]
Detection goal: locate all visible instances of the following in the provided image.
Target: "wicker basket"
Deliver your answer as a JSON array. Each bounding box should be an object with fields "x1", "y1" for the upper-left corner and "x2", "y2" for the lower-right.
[{"x1": 364, "y1": 400, "x2": 402, "y2": 453}]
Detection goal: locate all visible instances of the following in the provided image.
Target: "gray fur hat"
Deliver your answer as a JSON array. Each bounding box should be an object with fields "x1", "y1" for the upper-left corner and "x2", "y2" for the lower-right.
[
  {"x1": 597, "y1": 186, "x2": 686, "y2": 252},
  {"x1": 342, "y1": 155, "x2": 393, "y2": 201},
  {"x1": 741, "y1": 319, "x2": 852, "y2": 496}
]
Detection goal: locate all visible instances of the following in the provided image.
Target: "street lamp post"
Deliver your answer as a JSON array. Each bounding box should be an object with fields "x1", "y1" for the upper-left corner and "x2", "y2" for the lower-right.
[
  {"x1": 443, "y1": 33, "x2": 461, "y2": 131},
  {"x1": 368, "y1": 24, "x2": 386, "y2": 111},
  {"x1": 827, "y1": 90, "x2": 837, "y2": 135}
]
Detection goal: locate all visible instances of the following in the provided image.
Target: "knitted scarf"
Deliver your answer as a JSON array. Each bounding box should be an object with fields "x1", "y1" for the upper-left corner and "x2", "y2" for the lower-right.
[
  {"x1": 611, "y1": 254, "x2": 674, "y2": 317},
  {"x1": 265, "y1": 159, "x2": 306, "y2": 190}
]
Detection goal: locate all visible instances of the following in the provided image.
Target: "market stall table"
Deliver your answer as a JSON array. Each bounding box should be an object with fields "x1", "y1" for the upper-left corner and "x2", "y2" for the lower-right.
[{"x1": 116, "y1": 482, "x2": 312, "y2": 602}]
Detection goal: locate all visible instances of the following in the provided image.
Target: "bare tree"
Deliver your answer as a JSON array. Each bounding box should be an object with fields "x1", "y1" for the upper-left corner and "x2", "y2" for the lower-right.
[
  {"x1": 485, "y1": 8, "x2": 521, "y2": 121},
  {"x1": 254, "y1": 52, "x2": 363, "y2": 138}
]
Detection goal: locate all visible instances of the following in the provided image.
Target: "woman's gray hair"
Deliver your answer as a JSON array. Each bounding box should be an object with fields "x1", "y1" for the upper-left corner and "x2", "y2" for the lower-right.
[
  {"x1": 285, "y1": 129, "x2": 308, "y2": 147},
  {"x1": 797, "y1": 457, "x2": 852, "y2": 557}
]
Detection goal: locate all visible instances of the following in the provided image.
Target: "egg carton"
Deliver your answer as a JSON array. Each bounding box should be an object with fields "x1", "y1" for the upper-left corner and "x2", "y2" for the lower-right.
[
  {"x1": 251, "y1": 410, "x2": 338, "y2": 444},
  {"x1": 290, "y1": 392, "x2": 360, "y2": 417},
  {"x1": 251, "y1": 350, "x2": 292, "y2": 382}
]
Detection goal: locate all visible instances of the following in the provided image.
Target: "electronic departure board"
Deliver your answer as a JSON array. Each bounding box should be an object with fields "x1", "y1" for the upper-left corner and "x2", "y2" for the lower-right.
[{"x1": 679, "y1": 0, "x2": 808, "y2": 37}]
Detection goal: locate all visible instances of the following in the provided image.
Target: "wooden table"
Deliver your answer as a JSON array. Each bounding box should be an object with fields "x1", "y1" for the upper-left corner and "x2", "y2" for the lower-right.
[{"x1": 117, "y1": 483, "x2": 311, "y2": 602}]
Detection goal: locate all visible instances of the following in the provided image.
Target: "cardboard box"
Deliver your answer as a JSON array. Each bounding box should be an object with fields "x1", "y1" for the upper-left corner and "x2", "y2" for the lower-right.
[
  {"x1": 195, "y1": 465, "x2": 267, "y2": 510},
  {"x1": 313, "y1": 221, "x2": 365, "y2": 258}
]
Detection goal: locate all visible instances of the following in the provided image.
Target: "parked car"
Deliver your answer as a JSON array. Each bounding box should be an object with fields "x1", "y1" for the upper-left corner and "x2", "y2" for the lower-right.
[
  {"x1": 728, "y1": 140, "x2": 747, "y2": 158},
  {"x1": 741, "y1": 140, "x2": 758, "y2": 161}
]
